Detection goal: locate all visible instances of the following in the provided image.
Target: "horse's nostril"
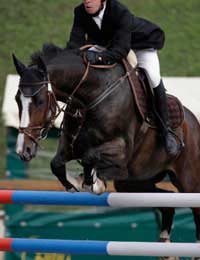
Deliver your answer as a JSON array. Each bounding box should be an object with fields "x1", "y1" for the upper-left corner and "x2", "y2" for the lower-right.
[{"x1": 26, "y1": 147, "x2": 31, "y2": 155}]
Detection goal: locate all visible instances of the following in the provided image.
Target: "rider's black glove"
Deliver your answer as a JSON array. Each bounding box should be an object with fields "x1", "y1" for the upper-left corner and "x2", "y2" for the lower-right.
[{"x1": 85, "y1": 51, "x2": 116, "y2": 65}]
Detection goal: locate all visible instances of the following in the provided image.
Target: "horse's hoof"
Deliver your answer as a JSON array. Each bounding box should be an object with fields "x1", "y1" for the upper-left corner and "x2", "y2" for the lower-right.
[
  {"x1": 65, "y1": 187, "x2": 78, "y2": 192},
  {"x1": 82, "y1": 183, "x2": 93, "y2": 192},
  {"x1": 82, "y1": 178, "x2": 106, "y2": 194},
  {"x1": 158, "y1": 236, "x2": 180, "y2": 260},
  {"x1": 65, "y1": 172, "x2": 85, "y2": 191},
  {"x1": 92, "y1": 178, "x2": 106, "y2": 195}
]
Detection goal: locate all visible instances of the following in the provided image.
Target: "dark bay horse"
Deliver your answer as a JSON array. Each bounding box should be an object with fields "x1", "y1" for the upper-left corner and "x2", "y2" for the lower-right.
[{"x1": 13, "y1": 44, "x2": 200, "y2": 258}]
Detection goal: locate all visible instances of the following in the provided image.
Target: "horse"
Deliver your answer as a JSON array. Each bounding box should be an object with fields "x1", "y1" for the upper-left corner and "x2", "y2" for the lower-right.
[{"x1": 13, "y1": 44, "x2": 200, "y2": 260}]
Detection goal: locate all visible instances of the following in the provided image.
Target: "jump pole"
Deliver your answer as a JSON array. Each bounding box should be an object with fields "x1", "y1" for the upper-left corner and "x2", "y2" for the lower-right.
[
  {"x1": 0, "y1": 238, "x2": 200, "y2": 257},
  {"x1": 1, "y1": 190, "x2": 200, "y2": 207}
]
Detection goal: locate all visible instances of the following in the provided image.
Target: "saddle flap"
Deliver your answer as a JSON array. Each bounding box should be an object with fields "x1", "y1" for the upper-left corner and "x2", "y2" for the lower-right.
[
  {"x1": 167, "y1": 94, "x2": 184, "y2": 129},
  {"x1": 122, "y1": 60, "x2": 184, "y2": 129}
]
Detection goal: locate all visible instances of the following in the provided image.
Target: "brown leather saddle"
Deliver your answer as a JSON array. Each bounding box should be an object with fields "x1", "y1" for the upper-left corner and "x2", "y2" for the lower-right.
[{"x1": 123, "y1": 60, "x2": 184, "y2": 129}]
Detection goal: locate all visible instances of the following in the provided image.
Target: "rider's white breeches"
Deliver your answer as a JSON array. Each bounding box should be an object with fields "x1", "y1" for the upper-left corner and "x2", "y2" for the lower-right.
[{"x1": 135, "y1": 48, "x2": 161, "y2": 88}]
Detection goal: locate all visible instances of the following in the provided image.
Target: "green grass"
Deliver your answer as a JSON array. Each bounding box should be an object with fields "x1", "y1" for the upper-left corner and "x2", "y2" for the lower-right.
[{"x1": 0, "y1": 0, "x2": 199, "y2": 176}]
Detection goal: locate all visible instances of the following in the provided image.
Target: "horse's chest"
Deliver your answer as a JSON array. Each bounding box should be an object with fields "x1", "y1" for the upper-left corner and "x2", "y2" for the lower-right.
[{"x1": 75, "y1": 127, "x2": 104, "y2": 148}]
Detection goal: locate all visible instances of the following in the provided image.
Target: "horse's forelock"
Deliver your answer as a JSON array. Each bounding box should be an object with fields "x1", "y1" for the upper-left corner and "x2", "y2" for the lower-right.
[
  {"x1": 29, "y1": 52, "x2": 43, "y2": 66},
  {"x1": 19, "y1": 67, "x2": 46, "y2": 97}
]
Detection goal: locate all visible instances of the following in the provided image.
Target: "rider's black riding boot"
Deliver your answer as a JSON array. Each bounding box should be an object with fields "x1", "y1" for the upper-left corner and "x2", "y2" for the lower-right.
[{"x1": 154, "y1": 80, "x2": 179, "y2": 156}]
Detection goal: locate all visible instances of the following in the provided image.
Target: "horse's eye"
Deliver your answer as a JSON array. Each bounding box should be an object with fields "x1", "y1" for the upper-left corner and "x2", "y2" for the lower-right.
[
  {"x1": 33, "y1": 96, "x2": 44, "y2": 106},
  {"x1": 37, "y1": 99, "x2": 44, "y2": 106}
]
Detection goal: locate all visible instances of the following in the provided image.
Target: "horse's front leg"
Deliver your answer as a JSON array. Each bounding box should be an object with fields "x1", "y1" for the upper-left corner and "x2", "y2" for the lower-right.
[
  {"x1": 50, "y1": 156, "x2": 74, "y2": 191},
  {"x1": 82, "y1": 137, "x2": 128, "y2": 194},
  {"x1": 81, "y1": 165, "x2": 107, "y2": 194},
  {"x1": 50, "y1": 134, "x2": 77, "y2": 191}
]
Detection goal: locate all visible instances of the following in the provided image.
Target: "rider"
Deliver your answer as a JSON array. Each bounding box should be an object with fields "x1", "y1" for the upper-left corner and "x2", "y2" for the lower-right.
[{"x1": 66, "y1": 0, "x2": 179, "y2": 156}]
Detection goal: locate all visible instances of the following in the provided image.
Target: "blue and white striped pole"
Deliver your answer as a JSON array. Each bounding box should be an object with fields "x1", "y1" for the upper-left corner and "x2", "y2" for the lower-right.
[
  {"x1": 1, "y1": 238, "x2": 200, "y2": 257},
  {"x1": 1, "y1": 190, "x2": 200, "y2": 207}
]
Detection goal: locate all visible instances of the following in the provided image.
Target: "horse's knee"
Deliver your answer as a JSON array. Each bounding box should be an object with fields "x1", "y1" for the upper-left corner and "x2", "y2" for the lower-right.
[
  {"x1": 50, "y1": 156, "x2": 65, "y2": 174},
  {"x1": 82, "y1": 149, "x2": 101, "y2": 166},
  {"x1": 50, "y1": 156, "x2": 73, "y2": 190},
  {"x1": 50, "y1": 157, "x2": 57, "y2": 171}
]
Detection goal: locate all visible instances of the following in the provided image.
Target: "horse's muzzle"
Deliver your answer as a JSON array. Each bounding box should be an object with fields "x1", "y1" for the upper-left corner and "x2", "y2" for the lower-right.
[{"x1": 16, "y1": 143, "x2": 37, "y2": 162}]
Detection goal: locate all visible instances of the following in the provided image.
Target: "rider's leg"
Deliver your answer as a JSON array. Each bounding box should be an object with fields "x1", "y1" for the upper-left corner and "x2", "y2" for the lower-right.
[
  {"x1": 135, "y1": 48, "x2": 178, "y2": 156},
  {"x1": 154, "y1": 80, "x2": 180, "y2": 156}
]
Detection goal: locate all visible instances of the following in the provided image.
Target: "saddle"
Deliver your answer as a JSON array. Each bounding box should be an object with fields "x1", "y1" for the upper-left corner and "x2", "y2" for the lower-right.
[{"x1": 122, "y1": 60, "x2": 184, "y2": 129}]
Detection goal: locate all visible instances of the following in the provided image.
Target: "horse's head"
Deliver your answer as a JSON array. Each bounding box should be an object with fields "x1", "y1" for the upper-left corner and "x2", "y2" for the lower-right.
[{"x1": 13, "y1": 54, "x2": 58, "y2": 161}]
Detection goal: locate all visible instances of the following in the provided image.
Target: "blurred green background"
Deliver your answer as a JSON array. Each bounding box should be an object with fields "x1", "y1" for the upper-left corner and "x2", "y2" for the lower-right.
[{"x1": 0, "y1": 0, "x2": 199, "y2": 177}]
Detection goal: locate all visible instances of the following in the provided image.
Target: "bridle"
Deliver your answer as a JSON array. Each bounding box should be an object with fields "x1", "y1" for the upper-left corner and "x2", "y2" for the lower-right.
[
  {"x1": 17, "y1": 58, "x2": 133, "y2": 151},
  {"x1": 18, "y1": 81, "x2": 64, "y2": 146},
  {"x1": 17, "y1": 61, "x2": 90, "y2": 147}
]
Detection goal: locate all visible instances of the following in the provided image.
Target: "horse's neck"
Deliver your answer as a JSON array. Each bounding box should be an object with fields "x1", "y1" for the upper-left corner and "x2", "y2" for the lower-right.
[
  {"x1": 53, "y1": 66, "x2": 106, "y2": 103},
  {"x1": 48, "y1": 60, "x2": 86, "y2": 101}
]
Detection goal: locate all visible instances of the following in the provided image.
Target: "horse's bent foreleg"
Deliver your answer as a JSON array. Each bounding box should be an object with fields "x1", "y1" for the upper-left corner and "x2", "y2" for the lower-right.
[
  {"x1": 79, "y1": 165, "x2": 106, "y2": 194},
  {"x1": 50, "y1": 134, "x2": 75, "y2": 191},
  {"x1": 50, "y1": 156, "x2": 74, "y2": 190},
  {"x1": 82, "y1": 137, "x2": 128, "y2": 179},
  {"x1": 82, "y1": 164, "x2": 94, "y2": 186},
  {"x1": 82, "y1": 137, "x2": 128, "y2": 194}
]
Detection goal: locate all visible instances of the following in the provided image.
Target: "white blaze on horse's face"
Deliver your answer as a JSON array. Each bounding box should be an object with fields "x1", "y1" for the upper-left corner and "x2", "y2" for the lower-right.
[{"x1": 16, "y1": 93, "x2": 32, "y2": 154}]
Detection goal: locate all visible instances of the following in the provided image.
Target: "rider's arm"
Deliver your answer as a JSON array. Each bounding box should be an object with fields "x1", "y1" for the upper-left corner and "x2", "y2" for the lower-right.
[
  {"x1": 107, "y1": 8, "x2": 132, "y2": 61},
  {"x1": 94, "y1": 8, "x2": 133, "y2": 65},
  {"x1": 66, "y1": 8, "x2": 86, "y2": 49}
]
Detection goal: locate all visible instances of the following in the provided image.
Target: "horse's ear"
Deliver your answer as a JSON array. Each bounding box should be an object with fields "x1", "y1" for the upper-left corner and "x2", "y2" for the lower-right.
[
  {"x1": 37, "y1": 56, "x2": 47, "y2": 74},
  {"x1": 12, "y1": 54, "x2": 26, "y2": 76}
]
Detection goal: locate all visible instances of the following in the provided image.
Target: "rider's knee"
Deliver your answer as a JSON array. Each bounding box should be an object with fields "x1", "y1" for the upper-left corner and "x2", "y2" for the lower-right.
[
  {"x1": 143, "y1": 69, "x2": 161, "y2": 88},
  {"x1": 127, "y1": 50, "x2": 138, "y2": 68}
]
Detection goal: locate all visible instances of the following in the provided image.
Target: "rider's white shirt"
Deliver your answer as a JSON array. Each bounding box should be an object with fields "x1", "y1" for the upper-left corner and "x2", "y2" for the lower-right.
[{"x1": 92, "y1": 2, "x2": 107, "y2": 29}]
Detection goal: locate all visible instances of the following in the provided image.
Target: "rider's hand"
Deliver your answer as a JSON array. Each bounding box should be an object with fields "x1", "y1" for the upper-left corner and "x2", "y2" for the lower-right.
[
  {"x1": 85, "y1": 51, "x2": 100, "y2": 64},
  {"x1": 85, "y1": 51, "x2": 116, "y2": 65}
]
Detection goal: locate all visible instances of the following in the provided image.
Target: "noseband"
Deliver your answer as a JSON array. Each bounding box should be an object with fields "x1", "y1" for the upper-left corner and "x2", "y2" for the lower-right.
[{"x1": 18, "y1": 81, "x2": 63, "y2": 146}]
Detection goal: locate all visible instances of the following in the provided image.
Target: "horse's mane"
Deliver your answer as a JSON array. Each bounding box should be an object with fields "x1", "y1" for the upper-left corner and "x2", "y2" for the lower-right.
[{"x1": 29, "y1": 43, "x2": 80, "y2": 66}]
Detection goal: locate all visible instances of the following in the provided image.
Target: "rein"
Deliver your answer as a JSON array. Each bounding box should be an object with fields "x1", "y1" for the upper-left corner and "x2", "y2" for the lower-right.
[{"x1": 87, "y1": 69, "x2": 133, "y2": 110}]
